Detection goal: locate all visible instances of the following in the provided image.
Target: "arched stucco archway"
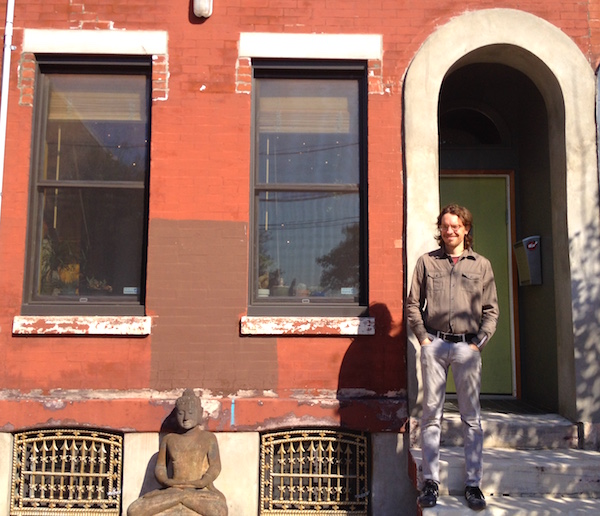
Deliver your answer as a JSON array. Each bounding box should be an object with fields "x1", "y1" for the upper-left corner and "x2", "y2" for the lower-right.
[{"x1": 404, "y1": 8, "x2": 600, "y2": 425}]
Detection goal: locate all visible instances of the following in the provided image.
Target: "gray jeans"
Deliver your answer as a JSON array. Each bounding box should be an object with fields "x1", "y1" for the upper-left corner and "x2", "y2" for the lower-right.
[{"x1": 420, "y1": 335, "x2": 483, "y2": 487}]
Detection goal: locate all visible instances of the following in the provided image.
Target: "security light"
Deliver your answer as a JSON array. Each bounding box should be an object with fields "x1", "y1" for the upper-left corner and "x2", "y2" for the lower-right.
[{"x1": 193, "y1": 0, "x2": 213, "y2": 18}]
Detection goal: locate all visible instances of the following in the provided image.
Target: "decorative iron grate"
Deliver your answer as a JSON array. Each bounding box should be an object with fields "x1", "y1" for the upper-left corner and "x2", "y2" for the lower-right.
[
  {"x1": 10, "y1": 428, "x2": 123, "y2": 516},
  {"x1": 260, "y1": 429, "x2": 369, "y2": 516}
]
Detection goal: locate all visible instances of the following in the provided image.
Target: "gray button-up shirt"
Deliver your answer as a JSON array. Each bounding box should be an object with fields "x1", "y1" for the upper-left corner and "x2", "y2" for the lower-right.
[{"x1": 406, "y1": 247, "x2": 499, "y2": 349}]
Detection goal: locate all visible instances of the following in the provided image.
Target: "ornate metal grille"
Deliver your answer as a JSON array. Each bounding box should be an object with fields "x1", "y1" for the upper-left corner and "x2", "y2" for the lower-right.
[
  {"x1": 260, "y1": 429, "x2": 369, "y2": 515},
  {"x1": 10, "y1": 428, "x2": 123, "y2": 516}
]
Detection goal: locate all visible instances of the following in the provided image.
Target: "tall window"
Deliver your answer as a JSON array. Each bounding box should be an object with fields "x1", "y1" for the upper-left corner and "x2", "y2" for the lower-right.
[
  {"x1": 250, "y1": 60, "x2": 368, "y2": 316},
  {"x1": 22, "y1": 57, "x2": 151, "y2": 316}
]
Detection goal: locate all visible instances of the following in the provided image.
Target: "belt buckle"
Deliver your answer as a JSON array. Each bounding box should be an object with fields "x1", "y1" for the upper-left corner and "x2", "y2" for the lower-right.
[{"x1": 440, "y1": 331, "x2": 464, "y2": 343}]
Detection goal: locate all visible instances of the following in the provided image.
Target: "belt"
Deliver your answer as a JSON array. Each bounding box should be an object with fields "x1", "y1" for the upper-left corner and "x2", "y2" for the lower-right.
[{"x1": 427, "y1": 328, "x2": 476, "y2": 343}]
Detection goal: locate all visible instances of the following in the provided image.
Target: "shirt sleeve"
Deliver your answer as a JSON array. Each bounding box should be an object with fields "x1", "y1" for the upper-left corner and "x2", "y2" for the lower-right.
[
  {"x1": 406, "y1": 256, "x2": 429, "y2": 344},
  {"x1": 476, "y1": 257, "x2": 500, "y2": 349}
]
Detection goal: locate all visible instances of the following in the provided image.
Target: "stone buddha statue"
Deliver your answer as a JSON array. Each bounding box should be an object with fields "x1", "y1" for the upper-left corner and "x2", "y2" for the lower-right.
[{"x1": 128, "y1": 389, "x2": 228, "y2": 516}]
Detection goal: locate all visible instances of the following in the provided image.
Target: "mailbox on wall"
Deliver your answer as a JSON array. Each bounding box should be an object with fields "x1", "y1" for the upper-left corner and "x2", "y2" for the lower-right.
[{"x1": 513, "y1": 236, "x2": 542, "y2": 286}]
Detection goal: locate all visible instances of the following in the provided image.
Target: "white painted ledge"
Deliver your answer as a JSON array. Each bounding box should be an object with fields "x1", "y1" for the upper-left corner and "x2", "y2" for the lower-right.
[
  {"x1": 240, "y1": 316, "x2": 375, "y2": 336},
  {"x1": 12, "y1": 316, "x2": 152, "y2": 336}
]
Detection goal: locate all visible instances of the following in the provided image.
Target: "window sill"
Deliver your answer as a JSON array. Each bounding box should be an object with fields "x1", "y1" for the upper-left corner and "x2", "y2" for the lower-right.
[
  {"x1": 240, "y1": 316, "x2": 375, "y2": 336},
  {"x1": 12, "y1": 316, "x2": 152, "y2": 336}
]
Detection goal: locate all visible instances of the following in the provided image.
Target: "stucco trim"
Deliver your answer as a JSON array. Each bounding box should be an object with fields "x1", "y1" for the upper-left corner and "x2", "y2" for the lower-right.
[
  {"x1": 404, "y1": 8, "x2": 600, "y2": 421},
  {"x1": 240, "y1": 316, "x2": 375, "y2": 335},
  {"x1": 405, "y1": 8, "x2": 596, "y2": 272},
  {"x1": 12, "y1": 316, "x2": 152, "y2": 336}
]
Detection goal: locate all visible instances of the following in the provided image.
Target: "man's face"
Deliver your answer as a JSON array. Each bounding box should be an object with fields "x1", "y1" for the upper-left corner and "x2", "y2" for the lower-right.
[
  {"x1": 440, "y1": 213, "x2": 469, "y2": 252},
  {"x1": 176, "y1": 402, "x2": 200, "y2": 430}
]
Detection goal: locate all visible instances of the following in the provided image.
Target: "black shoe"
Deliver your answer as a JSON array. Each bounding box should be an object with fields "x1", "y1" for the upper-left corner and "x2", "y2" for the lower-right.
[
  {"x1": 418, "y1": 479, "x2": 439, "y2": 508},
  {"x1": 465, "y1": 485, "x2": 486, "y2": 511}
]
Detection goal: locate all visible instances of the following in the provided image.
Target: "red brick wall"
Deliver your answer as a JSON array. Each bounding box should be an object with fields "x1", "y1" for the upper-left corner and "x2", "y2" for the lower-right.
[{"x1": 0, "y1": 0, "x2": 596, "y2": 432}]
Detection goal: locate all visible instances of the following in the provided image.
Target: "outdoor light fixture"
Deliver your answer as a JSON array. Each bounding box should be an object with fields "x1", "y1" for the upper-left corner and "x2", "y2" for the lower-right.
[{"x1": 193, "y1": 0, "x2": 213, "y2": 18}]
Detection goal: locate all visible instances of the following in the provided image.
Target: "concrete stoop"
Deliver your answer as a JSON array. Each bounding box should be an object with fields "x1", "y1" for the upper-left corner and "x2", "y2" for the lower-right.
[
  {"x1": 409, "y1": 412, "x2": 579, "y2": 450},
  {"x1": 420, "y1": 495, "x2": 600, "y2": 515},
  {"x1": 410, "y1": 447, "x2": 600, "y2": 497},
  {"x1": 410, "y1": 409, "x2": 600, "y2": 514}
]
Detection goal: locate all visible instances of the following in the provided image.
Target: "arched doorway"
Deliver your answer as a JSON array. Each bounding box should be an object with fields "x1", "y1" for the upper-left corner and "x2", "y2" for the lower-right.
[
  {"x1": 439, "y1": 62, "x2": 557, "y2": 409},
  {"x1": 404, "y1": 9, "x2": 600, "y2": 424}
]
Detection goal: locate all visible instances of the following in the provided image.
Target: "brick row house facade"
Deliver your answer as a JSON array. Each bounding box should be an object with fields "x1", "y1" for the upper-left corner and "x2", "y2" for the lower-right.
[{"x1": 0, "y1": 1, "x2": 600, "y2": 514}]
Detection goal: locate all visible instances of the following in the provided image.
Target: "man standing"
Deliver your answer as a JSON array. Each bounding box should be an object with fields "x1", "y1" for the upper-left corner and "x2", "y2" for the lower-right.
[{"x1": 407, "y1": 204, "x2": 499, "y2": 511}]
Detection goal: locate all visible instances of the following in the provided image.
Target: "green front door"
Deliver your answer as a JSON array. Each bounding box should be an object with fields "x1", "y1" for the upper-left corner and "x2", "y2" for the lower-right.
[{"x1": 441, "y1": 174, "x2": 515, "y2": 395}]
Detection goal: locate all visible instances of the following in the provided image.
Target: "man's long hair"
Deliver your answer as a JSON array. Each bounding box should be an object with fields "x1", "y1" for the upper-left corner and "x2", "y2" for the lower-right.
[{"x1": 435, "y1": 203, "x2": 474, "y2": 249}]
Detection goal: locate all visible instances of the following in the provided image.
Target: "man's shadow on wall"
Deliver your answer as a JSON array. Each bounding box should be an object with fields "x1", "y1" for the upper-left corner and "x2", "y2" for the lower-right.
[{"x1": 336, "y1": 302, "x2": 406, "y2": 431}]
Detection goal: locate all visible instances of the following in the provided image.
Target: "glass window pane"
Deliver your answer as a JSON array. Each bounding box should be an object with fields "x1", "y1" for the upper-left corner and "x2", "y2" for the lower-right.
[
  {"x1": 44, "y1": 75, "x2": 147, "y2": 182},
  {"x1": 257, "y1": 132, "x2": 359, "y2": 186},
  {"x1": 256, "y1": 191, "x2": 360, "y2": 303},
  {"x1": 37, "y1": 187, "x2": 144, "y2": 302},
  {"x1": 257, "y1": 79, "x2": 359, "y2": 185}
]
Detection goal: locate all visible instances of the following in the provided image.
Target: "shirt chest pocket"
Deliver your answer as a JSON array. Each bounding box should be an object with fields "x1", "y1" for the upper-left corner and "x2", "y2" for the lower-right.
[
  {"x1": 427, "y1": 271, "x2": 445, "y2": 292},
  {"x1": 461, "y1": 272, "x2": 481, "y2": 292}
]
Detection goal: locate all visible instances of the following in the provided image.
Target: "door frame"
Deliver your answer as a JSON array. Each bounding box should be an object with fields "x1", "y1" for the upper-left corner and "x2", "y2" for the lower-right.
[{"x1": 441, "y1": 169, "x2": 520, "y2": 397}]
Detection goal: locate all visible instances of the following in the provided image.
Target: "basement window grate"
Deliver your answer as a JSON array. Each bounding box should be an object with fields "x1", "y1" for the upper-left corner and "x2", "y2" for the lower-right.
[
  {"x1": 260, "y1": 428, "x2": 369, "y2": 515},
  {"x1": 10, "y1": 428, "x2": 123, "y2": 516}
]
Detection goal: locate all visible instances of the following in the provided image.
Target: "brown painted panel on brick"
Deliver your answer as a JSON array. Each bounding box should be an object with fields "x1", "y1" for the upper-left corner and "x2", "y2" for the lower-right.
[{"x1": 147, "y1": 219, "x2": 277, "y2": 393}]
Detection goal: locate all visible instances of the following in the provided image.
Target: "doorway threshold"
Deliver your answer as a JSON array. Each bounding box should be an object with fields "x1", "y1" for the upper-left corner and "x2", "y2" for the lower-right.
[{"x1": 444, "y1": 396, "x2": 548, "y2": 414}]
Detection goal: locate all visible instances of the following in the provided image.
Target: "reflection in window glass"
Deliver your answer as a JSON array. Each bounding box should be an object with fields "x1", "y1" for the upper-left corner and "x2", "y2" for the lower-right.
[
  {"x1": 256, "y1": 79, "x2": 359, "y2": 185},
  {"x1": 39, "y1": 188, "x2": 145, "y2": 298},
  {"x1": 252, "y1": 68, "x2": 366, "y2": 311},
  {"x1": 25, "y1": 65, "x2": 150, "y2": 314},
  {"x1": 258, "y1": 191, "x2": 359, "y2": 300}
]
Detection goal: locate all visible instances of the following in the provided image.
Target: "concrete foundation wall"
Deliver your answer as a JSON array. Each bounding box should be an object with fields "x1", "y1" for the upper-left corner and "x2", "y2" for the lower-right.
[
  {"x1": 122, "y1": 432, "x2": 260, "y2": 516},
  {"x1": 0, "y1": 431, "x2": 413, "y2": 516},
  {"x1": 0, "y1": 433, "x2": 12, "y2": 516}
]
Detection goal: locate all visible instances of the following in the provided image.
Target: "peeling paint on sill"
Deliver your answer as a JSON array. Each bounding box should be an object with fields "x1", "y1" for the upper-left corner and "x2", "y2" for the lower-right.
[
  {"x1": 12, "y1": 316, "x2": 152, "y2": 336},
  {"x1": 240, "y1": 316, "x2": 375, "y2": 335}
]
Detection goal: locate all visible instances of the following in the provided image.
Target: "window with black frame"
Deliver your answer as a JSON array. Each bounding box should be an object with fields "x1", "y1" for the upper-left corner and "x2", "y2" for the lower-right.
[
  {"x1": 250, "y1": 60, "x2": 368, "y2": 316},
  {"x1": 22, "y1": 57, "x2": 150, "y2": 316}
]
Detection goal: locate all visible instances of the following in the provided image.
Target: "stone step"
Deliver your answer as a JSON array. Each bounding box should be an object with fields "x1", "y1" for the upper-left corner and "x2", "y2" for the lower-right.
[
  {"x1": 410, "y1": 447, "x2": 600, "y2": 497},
  {"x1": 410, "y1": 412, "x2": 579, "y2": 449},
  {"x1": 420, "y1": 494, "x2": 600, "y2": 515}
]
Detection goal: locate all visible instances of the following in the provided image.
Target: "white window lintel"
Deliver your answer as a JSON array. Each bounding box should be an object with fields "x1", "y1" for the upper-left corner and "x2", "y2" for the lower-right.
[
  {"x1": 23, "y1": 29, "x2": 168, "y2": 55},
  {"x1": 239, "y1": 33, "x2": 382, "y2": 60}
]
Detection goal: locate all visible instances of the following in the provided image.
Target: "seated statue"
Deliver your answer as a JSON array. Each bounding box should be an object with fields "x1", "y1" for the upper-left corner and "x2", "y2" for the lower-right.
[{"x1": 128, "y1": 389, "x2": 228, "y2": 516}]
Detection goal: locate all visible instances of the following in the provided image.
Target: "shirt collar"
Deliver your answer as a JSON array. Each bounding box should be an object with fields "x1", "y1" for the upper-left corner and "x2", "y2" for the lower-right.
[{"x1": 434, "y1": 247, "x2": 477, "y2": 260}]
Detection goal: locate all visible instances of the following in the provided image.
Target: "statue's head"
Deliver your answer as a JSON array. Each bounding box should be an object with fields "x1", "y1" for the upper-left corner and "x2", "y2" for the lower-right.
[{"x1": 175, "y1": 388, "x2": 203, "y2": 430}]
